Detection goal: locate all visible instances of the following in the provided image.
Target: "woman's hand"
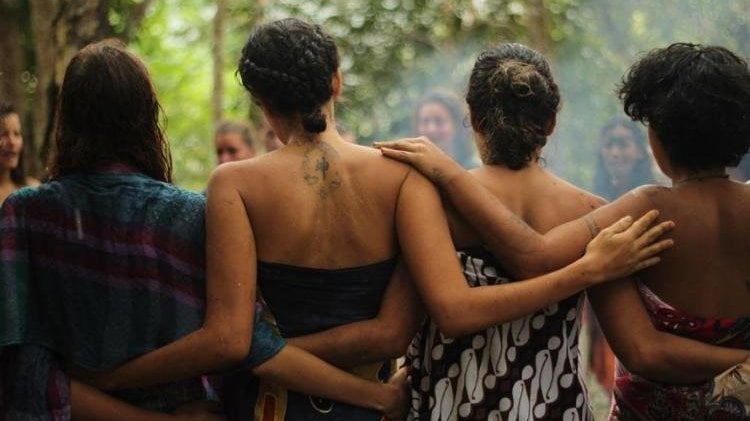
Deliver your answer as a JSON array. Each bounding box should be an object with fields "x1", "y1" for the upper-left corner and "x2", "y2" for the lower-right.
[
  {"x1": 374, "y1": 137, "x2": 464, "y2": 187},
  {"x1": 579, "y1": 210, "x2": 674, "y2": 284},
  {"x1": 381, "y1": 367, "x2": 409, "y2": 421}
]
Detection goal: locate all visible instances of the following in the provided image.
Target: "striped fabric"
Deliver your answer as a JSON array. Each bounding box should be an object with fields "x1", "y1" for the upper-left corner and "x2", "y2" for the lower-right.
[{"x1": 0, "y1": 170, "x2": 210, "y2": 418}]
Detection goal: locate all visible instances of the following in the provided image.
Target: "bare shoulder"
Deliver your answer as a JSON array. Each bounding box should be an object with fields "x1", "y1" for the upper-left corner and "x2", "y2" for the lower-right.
[
  {"x1": 347, "y1": 143, "x2": 414, "y2": 182},
  {"x1": 207, "y1": 158, "x2": 267, "y2": 191},
  {"x1": 626, "y1": 184, "x2": 672, "y2": 206},
  {"x1": 547, "y1": 174, "x2": 607, "y2": 211},
  {"x1": 24, "y1": 177, "x2": 41, "y2": 187}
]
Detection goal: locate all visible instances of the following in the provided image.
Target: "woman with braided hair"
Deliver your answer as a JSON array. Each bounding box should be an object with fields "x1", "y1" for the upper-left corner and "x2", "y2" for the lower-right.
[{"x1": 85, "y1": 20, "x2": 676, "y2": 420}]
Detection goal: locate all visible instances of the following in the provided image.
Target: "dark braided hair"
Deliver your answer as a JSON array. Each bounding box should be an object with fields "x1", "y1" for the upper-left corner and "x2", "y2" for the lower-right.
[
  {"x1": 466, "y1": 43, "x2": 560, "y2": 170},
  {"x1": 619, "y1": 43, "x2": 750, "y2": 170},
  {"x1": 238, "y1": 18, "x2": 339, "y2": 134}
]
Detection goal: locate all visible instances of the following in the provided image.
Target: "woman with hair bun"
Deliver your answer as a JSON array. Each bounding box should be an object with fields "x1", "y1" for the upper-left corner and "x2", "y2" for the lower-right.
[
  {"x1": 400, "y1": 42, "x2": 614, "y2": 420},
  {"x1": 378, "y1": 42, "x2": 750, "y2": 420}
]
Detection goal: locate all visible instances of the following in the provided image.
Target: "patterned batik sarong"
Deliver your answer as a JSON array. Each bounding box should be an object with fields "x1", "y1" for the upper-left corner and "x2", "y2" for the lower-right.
[
  {"x1": 611, "y1": 281, "x2": 750, "y2": 420},
  {"x1": 406, "y1": 247, "x2": 592, "y2": 421}
]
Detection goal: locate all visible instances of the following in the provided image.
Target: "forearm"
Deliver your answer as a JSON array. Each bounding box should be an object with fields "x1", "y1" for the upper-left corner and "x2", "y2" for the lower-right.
[
  {"x1": 626, "y1": 334, "x2": 748, "y2": 383},
  {"x1": 589, "y1": 278, "x2": 747, "y2": 384},
  {"x1": 71, "y1": 380, "x2": 176, "y2": 421},
  {"x1": 435, "y1": 257, "x2": 596, "y2": 337},
  {"x1": 101, "y1": 326, "x2": 248, "y2": 390},
  {"x1": 251, "y1": 345, "x2": 393, "y2": 413},
  {"x1": 288, "y1": 321, "x2": 400, "y2": 368}
]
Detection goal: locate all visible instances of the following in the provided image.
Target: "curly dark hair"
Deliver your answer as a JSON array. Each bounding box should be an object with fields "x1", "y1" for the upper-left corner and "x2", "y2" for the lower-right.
[
  {"x1": 466, "y1": 43, "x2": 560, "y2": 170},
  {"x1": 48, "y1": 39, "x2": 172, "y2": 182},
  {"x1": 0, "y1": 103, "x2": 27, "y2": 185},
  {"x1": 619, "y1": 43, "x2": 750, "y2": 171},
  {"x1": 238, "y1": 18, "x2": 339, "y2": 134}
]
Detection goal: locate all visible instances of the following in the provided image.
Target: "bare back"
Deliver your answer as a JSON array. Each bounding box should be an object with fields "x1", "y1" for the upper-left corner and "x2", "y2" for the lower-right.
[
  {"x1": 636, "y1": 180, "x2": 750, "y2": 318},
  {"x1": 450, "y1": 163, "x2": 604, "y2": 249},
  {"x1": 225, "y1": 139, "x2": 411, "y2": 268}
]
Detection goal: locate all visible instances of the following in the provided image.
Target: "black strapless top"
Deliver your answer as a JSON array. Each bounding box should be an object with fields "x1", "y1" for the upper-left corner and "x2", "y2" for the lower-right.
[{"x1": 258, "y1": 259, "x2": 397, "y2": 337}]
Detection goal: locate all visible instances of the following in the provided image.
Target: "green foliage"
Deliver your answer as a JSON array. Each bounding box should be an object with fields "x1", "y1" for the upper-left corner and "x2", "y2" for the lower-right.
[
  {"x1": 125, "y1": 0, "x2": 747, "y2": 191},
  {"x1": 129, "y1": 0, "x2": 216, "y2": 190}
]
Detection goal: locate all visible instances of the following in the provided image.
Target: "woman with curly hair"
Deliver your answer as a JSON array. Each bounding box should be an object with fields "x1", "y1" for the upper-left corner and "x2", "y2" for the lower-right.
[{"x1": 377, "y1": 42, "x2": 750, "y2": 420}]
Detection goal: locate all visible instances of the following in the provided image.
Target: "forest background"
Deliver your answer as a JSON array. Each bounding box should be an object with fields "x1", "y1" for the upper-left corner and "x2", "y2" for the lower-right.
[{"x1": 1, "y1": 0, "x2": 748, "y2": 191}]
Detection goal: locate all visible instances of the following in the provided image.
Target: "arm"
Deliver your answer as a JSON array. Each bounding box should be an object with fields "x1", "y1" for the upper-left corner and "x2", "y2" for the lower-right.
[
  {"x1": 70, "y1": 380, "x2": 222, "y2": 421},
  {"x1": 588, "y1": 279, "x2": 749, "y2": 383},
  {"x1": 376, "y1": 137, "x2": 655, "y2": 277},
  {"x1": 71, "y1": 347, "x2": 407, "y2": 421},
  {"x1": 252, "y1": 345, "x2": 407, "y2": 420},
  {"x1": 394, "y1": 169, "x2": 673, "y2": 337},
  {"x1": 95, "y1": 166, "x2": 257, "y2": 390},
  {"x1": 288, "y1": 261, "x2": 424, "y2": 367}
]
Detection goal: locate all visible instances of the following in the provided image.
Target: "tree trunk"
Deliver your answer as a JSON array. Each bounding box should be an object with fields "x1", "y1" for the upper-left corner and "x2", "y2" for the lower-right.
[
  {"x1": 0, "y1": 1, "x2": 26, "y2": 114},
  {"x1": 27, "y1": 0, "x2": 111, "y2": 175},
  {"x1": 525, "y1": 0, "x2": 552, "y2": 57},
  {"x1": 212, "y1": 0, "x2": 228, "y2": 128}
]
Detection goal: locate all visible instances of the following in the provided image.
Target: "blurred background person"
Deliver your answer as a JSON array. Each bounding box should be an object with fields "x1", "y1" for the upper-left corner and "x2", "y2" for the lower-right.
[
  {"x1": 415, "y1": 89, "x2": 478, "y2": 169},
  {"x1": 593, "y1": 116, "x2": 657, "y2": 201},
  {"x1": 583, "y1": 116, "x2": 660, "y2": 396},
  {"x1": 214, "y1": 120, "x2": 258, "y2": 165},
  {"x1": 0, "y1": 103, "x2": 39, "y2": 206},
  {"x1": 259, "y1": 118, "x2": 284, "y2": 152}
]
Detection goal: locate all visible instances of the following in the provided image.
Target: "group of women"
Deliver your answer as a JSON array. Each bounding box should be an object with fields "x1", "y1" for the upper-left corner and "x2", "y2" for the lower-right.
[{"x1": 1, "y1": 17, "x2": 749, "y2": 421}]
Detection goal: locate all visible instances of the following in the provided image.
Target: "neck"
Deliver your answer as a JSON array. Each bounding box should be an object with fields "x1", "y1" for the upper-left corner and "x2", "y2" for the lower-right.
[
  {"x1": 672, "y1": 168, "x2": 728, "y2": 186},
  {"x1": 0, "y1": 169, "x2": 12, "y2": 186},
  {"x1": 266, "y1": 102, "x2": 339, "y2": 147}
]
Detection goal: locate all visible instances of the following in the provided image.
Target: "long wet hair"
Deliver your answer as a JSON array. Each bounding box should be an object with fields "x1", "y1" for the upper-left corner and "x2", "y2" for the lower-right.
[
  {"x1": 466, "y1": 43, "x2": 560, "y2": 170},
  {"x1": 0, "y1": 103, "x2": 27, "y2": 185},
  {"x1": 48, "y1": 39, "x2": 172, "y2": 182},
  {"x1": 237, "y1": 18, "x2": 339, "y2": 134}
]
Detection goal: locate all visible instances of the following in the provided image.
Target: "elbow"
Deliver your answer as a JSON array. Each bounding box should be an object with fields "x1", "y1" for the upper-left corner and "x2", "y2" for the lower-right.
[
  {"x1": 379, "y1": 326, "x2": 418, "y2": 358},
  {"x1": 616, "y1": 342, "x2": 662, "y2": 378},
  {"x1": 214, "y1": 326, "x2": 252, "y2": 366},
  {"x1": 432, "y1": 312, "x2": 474, "y2": 339}
]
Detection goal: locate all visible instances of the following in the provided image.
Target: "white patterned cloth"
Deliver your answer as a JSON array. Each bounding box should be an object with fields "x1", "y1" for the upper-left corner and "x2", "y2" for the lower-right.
[{"x1": 406, "y1": 247, "x2": 593, "y2": 420}]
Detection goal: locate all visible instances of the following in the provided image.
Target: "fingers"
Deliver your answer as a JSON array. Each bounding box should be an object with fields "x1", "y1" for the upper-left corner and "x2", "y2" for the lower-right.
[
  {"x1": 601, "y1": 215, "x2": 634, "y2": 235},
  {"x1": 373, "y1": 137, "x2": 426, "y2": 151},
  {"x1": 636, "y1": 238, "x2": 674, "y2": 260},
  {"x1": 623, "y1": 209, "x2": 660, "y2": 238},
  {"x1": 632, "y1": 256, "x2": 661, "y2": 273},
  {"x1": 635, "y1": 220, "x2": 675, "y2": 248},
  {"x1": 379, "y1": 147, "x2": 415, "y2": 164}
]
